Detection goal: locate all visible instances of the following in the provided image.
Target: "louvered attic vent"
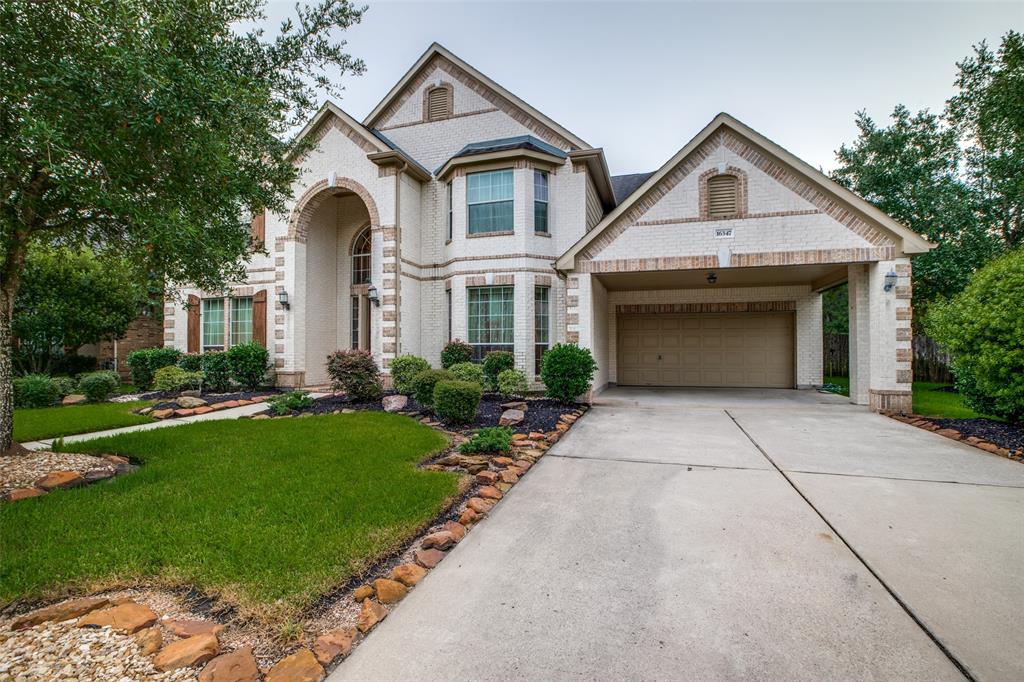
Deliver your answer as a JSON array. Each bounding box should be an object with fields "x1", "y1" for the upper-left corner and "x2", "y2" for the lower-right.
[
  {"x1": 707, "y1": 174, "x2": 739, "y2": 217},
  {"x1": 426, "y1": 87, "x2": 450, "y2": 121}
]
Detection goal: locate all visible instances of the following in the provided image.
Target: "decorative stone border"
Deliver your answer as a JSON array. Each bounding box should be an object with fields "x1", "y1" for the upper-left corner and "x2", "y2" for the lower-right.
[
  {"x1": 3, "y1": 455, "x2": 134, "y2": 503},
  {"x1": 888, "y1": 413, "x2": 1024, "y2": 462},
  {"x1": 143, "y1": 395, "x2": 270, "y2": 420}
]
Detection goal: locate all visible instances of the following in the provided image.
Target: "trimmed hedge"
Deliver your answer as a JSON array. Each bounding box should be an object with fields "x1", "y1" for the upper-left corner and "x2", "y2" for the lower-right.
[
  {"x1": 411, "y1": 369, "x2": 454, "y2": 408},
  {"x1": 226, "y1": 342, "x2": 269, "y2": 390},
  {"x1": 433, "y1": 379, "x2": 482, "y2": 423},
  {"x1": 390, "y1": 355, "x2": 430, "y2": 396},
  {"x1": 326, "y1": 349, "x2": 382, "y2": 401},
  {"x1": 78, "y1": 371, "x2": 120, "y2": 402},
  {"x1": 497, "y1": 368, "x2": 528, "y2": 399},
  {"x1": 13, "y1": 374, "x2": 59, "y2": 408},
  {"x1": 153, "y1": 366, "x2": 204, "y2": 393},
  {"x1": 540, "y1": 343, "x2": 597, "y2": 403},
  {"x1": 440, "y1": 340, "x2": 473, "y2": 369},
  {"x1": 449, "y1": 361, "x2": 485, "y2": 387},
  {"x1": 202, "y1": 352, "x2": 232, "y2": 393},
  {"x1": 482, "y1": 351, "x2": 514, "y2": 389},
  {"x1": 177, "y1": 354, "x2": 203, "y2": 372},
  {"x1": 126, "y1": 347, "x2": 181, "y2": 390}
]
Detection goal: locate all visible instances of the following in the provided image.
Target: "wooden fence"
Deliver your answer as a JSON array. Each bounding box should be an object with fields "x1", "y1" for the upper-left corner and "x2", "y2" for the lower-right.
[{"x1": 822, "y1": 333, "x2": 953, "y2": 383}]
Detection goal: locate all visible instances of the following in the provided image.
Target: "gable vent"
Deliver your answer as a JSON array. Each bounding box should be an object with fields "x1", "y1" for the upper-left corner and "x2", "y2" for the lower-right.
[
  {"x1": 426, "y1": 86, "x2": 451, "y2": 121},
  {"x1": 707, "y1": 174, "x2": 739, "y2": 217}
]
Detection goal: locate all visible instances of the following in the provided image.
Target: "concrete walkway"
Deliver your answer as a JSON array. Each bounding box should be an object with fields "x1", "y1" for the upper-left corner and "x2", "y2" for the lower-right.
[{"x1": 332, "y1": 388, "x2": 1024, "y2": 681}]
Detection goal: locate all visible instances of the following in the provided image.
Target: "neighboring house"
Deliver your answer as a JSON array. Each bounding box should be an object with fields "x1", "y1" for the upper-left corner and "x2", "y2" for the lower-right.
[{"x1": 164, "y1": 43, "x2": 930, "y2": 413}]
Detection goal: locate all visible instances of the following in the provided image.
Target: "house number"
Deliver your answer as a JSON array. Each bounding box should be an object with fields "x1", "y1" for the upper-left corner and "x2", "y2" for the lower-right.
[{"x1": 715, "y1": 227, "x2": 734, "y2": 239}]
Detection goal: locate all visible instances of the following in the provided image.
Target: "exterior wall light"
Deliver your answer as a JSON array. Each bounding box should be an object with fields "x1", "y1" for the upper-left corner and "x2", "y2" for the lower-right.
[
  {"x1": 883, "y1": 271, "x2": 898, "y2": 292},
  {"x1": 277, "y1": 290, "x2": 290, "y2": 309},
  {"x1": 367, "y1": 284, "x2": 380, "y2": 307},
  {"x1": 706, "y1": 272, "x2": 718, "y2": 285}
]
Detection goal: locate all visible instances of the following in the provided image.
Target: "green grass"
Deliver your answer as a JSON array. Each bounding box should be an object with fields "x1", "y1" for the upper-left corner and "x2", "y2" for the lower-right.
[
  {"x1": 0, "y1": 413, "x2": 456, "y2": 618},
  {"x1": 824, "y1": 376, "x2": 988, "y2": 419},
  {"x1": 14, "y1": 401, "x2": 155, "y2": 442}
]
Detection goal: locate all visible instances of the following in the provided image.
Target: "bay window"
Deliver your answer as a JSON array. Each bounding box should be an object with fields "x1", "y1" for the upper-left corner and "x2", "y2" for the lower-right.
[
  {"x1": 467, "y1": 169, "x2": 514, "y2": 234},
  {"x1": 468, "y1": 286, "x2": 514, "y2": 360},
  {"x1": 534, "y1": 170, "x2": 549, "y2": 233}
]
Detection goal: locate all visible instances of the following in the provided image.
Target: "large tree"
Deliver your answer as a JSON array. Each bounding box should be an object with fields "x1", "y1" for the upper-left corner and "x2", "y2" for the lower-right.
[{"x1": 0, "y1": 0, "x2": 365, "y2": 452}]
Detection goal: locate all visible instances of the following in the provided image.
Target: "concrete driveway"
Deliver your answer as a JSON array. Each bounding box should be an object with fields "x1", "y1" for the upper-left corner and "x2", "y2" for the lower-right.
[{"x1": 331, "y1": 388, "x2": 1024, "y2": 681}]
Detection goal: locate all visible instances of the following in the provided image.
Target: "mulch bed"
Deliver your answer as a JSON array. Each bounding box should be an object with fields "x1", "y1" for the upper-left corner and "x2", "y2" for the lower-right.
[
  {"x1": 931, "y1": 417, "x2": 1024, "y2": 457},
  {"x1": 149, "y1": 390, "x2": 280, "y2": 412}
]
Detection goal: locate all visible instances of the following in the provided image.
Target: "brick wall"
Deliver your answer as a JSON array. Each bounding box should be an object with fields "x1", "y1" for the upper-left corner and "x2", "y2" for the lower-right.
[{"x1": 97, "y1": 312, "x2": 164, "y2": 379}]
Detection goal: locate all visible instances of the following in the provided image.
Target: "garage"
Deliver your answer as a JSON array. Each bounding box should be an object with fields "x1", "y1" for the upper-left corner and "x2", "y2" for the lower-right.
[{"x1": 616, "y1": 312, "x2": 794, "y2": 388}]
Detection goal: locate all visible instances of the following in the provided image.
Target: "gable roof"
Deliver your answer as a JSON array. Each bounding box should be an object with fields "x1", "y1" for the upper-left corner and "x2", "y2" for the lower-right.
[
  {"x1": 435, "y1": 135, "x2": 567, "y2": 175},
  {"x1": 363, "y1": 43, "x2": 591, "y2": 151},
  {"x1": 556, "y1": 113, "x2": 933, "y2": 270},
  {"x1": 610, "y1": 172, "x2": 655, "y2": 205}
]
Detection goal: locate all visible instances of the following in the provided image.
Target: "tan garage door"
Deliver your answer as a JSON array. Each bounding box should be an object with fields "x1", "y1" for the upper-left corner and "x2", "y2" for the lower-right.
[{"x1": 617, "y1": 313, "x2": 794, "y2": 388}]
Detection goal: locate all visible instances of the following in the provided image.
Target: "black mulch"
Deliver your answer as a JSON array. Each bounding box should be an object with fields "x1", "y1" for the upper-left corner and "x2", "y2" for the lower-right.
[
  {"x1": 303, "y1": 392, "x2": 583, "y2": 434},
  {"x1": 931, "y1": 417, "x2": 1024, "y2": 456},
  {"x1": 149, "y1": 389, "x2": 281, "y2": 411}
]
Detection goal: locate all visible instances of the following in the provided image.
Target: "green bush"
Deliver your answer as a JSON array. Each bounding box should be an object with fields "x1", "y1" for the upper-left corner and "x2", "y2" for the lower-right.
[
  {"x1": 440, "y1": 340, "x2": 473, "y2": 369},
  {"x1": 326, "y1": 349, "x2": 382, "y2": 401},
  {"x1": 541, "y1": 343, "x2": 598, "y2": 403},
  {"x1": 226, "y1": 342, "x2": 269, "y2": 390},
  {"x1": 433, "y1": 380, "x2": 482, "y2": 423},
  {"x1": 411, "y1": 369, "x2": 454, "y2": 408},
  {"x1": 449, "y1": 361, "x2": 485, "y2": 386},
  {"x1": 52, "y1": 376, "x2": 78, "y2": 398},
  {"x1": 201, "y1": 352, "x2": 232, "y2": 393},
  {"x1": 926, "y1": 248, "x2": 1024, "y2": 421},
  {"x1": 497, "y1": 368, "x2": 529, "y2": 399},
  {"x1": 13, "y1": 374, "x2": 59, "y2": 408},
  {"x1": 126, "y1": 347, "x2": 181, "y2": 390},
  {"x1": 460, "y1": 426, "x2": 513, "y2": 454},
  {"x1": 153, "y1": 366, "x2": 204, "y2": 393},
  {"x1": 389, "y1": 355, "x2": 430, "y2": 395},
  {"x1": 266, "y1": 391, "x2": 314, "y2": 415},
  {"x1": 177, "y1": 354, "x2": 203, "y2": 372},
  {"x1": 482, "y1": 351, "x2": 514, "y2": 389},
  {"x1": 78, "y1": 370, "x2": 121, "y2": 402}
]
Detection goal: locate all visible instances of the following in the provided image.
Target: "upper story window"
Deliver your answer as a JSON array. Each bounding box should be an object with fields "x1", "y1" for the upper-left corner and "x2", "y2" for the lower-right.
[
  {"x1": 533, "y1": 170, "x2": 549, "y2": 233},
  {"x1": 467, "y1": 169, "x2": 514, "y2": 235},
  {"x1": 425, "y1": 85, "x2": 451, "y2": 121},
  {"x1": 446, "y1": 181, "x2": 453, "y2": 241},
  {"x1": 351, "y1": 225, "x2": 371, "y2": 285},
  {"x1": 707, "y1": 174, "x2": 739, "y2": 218}
]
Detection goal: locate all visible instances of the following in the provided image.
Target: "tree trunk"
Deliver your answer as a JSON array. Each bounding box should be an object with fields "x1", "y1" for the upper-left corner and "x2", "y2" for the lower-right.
[{"x1": 0, "y1": 283, "x2": 17, "y2": 454}]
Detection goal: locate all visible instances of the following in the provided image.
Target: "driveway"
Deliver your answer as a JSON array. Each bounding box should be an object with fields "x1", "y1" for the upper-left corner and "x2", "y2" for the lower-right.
[{"x1": 331, "y1": 388, "x2": 1024, "y2": 681}]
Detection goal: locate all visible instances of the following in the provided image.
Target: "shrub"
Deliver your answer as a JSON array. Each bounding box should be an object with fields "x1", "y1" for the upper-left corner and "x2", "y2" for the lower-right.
[
  {"x1": 126, "y1": 347, "x2": 181, "y2": 390},
  {"x1": 433, "y1": 380, "x2": 482, "y2": 423},
  {"x1": 497, "y1": 368, "x2": 529, "y2": 399},
  {"x1": 389, "y1": 355, "x2": 430, "y2": 395},
  {"x1": 541, "y1": 343, "x2": 598, "y2": 403},
  {"x1": 440, "y1": 340, "x2": 473, "y2": 369},
  {"x1": 326, "y1": 349, "x2": 382, "y2": 401},
  {"x1": 449, "y1": 361, "x2": 485, "y2": 386},
  {"x1": 459, "y1": 426, "x2": 513, "y2": 454},
  {"x1": 13, "y1": 374, "x2": 59, "y2": 408},
  {"x1": 153, "y1": 366, "x2": 204, "y2": 393},
  {"x1": 482, "y1": 351, "x2": 514, "y2": 390},
  {"x1": 177, "y1": 354, "x2": 203, "y2": 372},
  {"x1": 201, "y1": 352, "x2": 232, "y2": 393},
  {"x1": 266, "y1": 390, "x2": 314, "y2": 415},
  {"x1": 78, "y1": 370, "x2": 121, "y2": 402},
  {"x1": 227, "y1": 341, "x2": 270, "y2": 391},
  {"x1": 411, "y1": 369, "x2": 454, "y2": 408},
  {"x1": 926, "y1": 248, "x2": 1024, "y2": 421},
  {"x1": 52, "y1": 376, "x2": 78, "y2": 398},
  {"x1": 53, "y1": 353, "x2": 97, "y2": 377}
]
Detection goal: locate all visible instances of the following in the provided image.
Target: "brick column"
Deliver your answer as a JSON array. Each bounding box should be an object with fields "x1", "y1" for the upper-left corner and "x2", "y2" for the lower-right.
[
  {"x1": 867, "y1": 258, "x2": 913, "y2": 413},
  {"x1": 847, "y1": 263, "x2": 870, "y2": 406}
]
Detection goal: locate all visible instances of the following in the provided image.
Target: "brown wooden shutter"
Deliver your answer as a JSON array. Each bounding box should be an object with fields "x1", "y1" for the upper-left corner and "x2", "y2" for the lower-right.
[
  {"x1": 252, "y1": 290, "x2": 267, "y2": 348},
  {"x1": 251, "y1": 211, "x2": 265, "y2": 247},
  {"x1": 707, "y1": 175, "x2": 739, "y2": 217},
  {"x1": 187, "y1": 295, "x2": 200, "y2": 353}
]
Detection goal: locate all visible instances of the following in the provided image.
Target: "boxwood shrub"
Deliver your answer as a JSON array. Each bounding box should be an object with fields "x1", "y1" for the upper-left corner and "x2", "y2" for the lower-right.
[
  {"x1": 13, "y1": 374, "x2": 60, "y2": 408},
  {"x1": 326, "y1": 349, "x2": 382, "y2": 402},
  {"x1": 78, "y1": 370, "x2": 121, "y2": 402},
  {"x1": 497, "y1": 368, "x2": 529, "y2": 399},
  {"x1": 433, "y1": 379, "x2": 482, "y2": 423},
  {"x1": 177, "y1": 354, "x2": 203, "y2": 372},
  {"x1": 411, "y1": 368, "x2": 454, "y2": 408},
  {"x1": 126, "y1": 347, "x2": 181, "y2": 390},
  {"x1": 440, "y1": 340, "x2": 473, "y2": 369},
  {"x1": 153, "y1": 366, "x2": 204, "y2": 393},
  {"x1": 540, "y1": 343, "x2": 598, "y2": 403},
  {"x1": 390, "y1": 354, "x2": 430, "y2": 395},
  {"x1": 201, "y1": 352, "x2": 232, "y2": 393},
  {"x1": 449, "y1": 361, "x2": 485, "y2": 387},
  {"x1": 482, "y1": 351, "x2": 514, "y2": 389},
  {"x1": 226, "y1": 342, "x2": 269, "y2": 391}
]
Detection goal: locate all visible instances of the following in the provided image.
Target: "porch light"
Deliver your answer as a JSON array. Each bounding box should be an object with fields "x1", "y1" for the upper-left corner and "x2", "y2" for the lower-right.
[
  {"x1": 883, "y1": 271, "x2": 898, "y2": 292},
  {"x1": 367, "y1": 283, "x2": 380, "y2": 307},
  {"x1": 277, "y1": 290, "x2": 290, "y2": 310},
  {"x1": 706, "y1": 272, "x2": 718, "y2": 285}
]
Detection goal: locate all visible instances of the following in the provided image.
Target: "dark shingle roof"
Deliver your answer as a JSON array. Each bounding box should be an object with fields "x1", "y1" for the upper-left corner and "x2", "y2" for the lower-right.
[
  {"x1": 436, "y1": 135, "x2": 567, "y2": 174},
  {"x1": 369, "y1": 128, "x2": 432, "y2": 178},
  {"x1": 610, "y1": 172, "x2": 655, "y2": 205}
]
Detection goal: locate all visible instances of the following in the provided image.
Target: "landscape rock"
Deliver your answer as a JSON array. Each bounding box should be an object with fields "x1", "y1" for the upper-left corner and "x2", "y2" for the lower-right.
[
  {"x1": 199, "y1": 646, "x2": 260, "y2": 682},
  {"x1": 356, "y1": 600, "x2": 389, "y2": 633},
  {"x1": 528, "y1": 431, "x2": 546, "y2": 441},
  {"x1": 496, "y1": 482, "x2": 512, "y2": 493},
  {"x1": 62, "y1": 394, "x2": 87, "y2": 406},
  {"x1": 513, "y1": 459, "x2": 533, "y2": 471},
  {"x1": 153, "y1": 632, "x2": 219, "y2": 671},
  {"x1": 443, "y1": 520, "x2": 467, "y2": 541},
  {"x1": 180, "y1": 389, "x2": 202, "y2": 398},
  {"x1": 162, "y1": 618, "x2": 225, "y2": 639},
  {"x1": 501, "y1": 401, "x2": 528, "y2": 411},
  {"x1": 492, "y1": 456, "x2": 514, "y2": 466},
  {"x1": 389, "y1": 563, "x2": 427, "y2": 587},
  {"x1": 34, "y1": 470, "x2": 85, "y2": 491},
  {"x1": 134, "y1": 626, "x2": 162, "y2": 655},
  {"x1": 6, "y1": 487, "x2": 45, "y2": 501},
  {"x1": 372, "y1": 578, "x2": 408, "y2": 604},
  {"x1": 352, "y1": 584, "x2": 374, "y2": 602},
  {"x1": 176, "y1": 396, "x2": 208, "y2": 409},
  {"x1": 499, "y1": 409, "x2": 525, "y2": 427},
  {"x1": 11, "y1": 597, "x2": 110, "y2": 631},
  {"x1": 313, "y1": 628, "x2": 356, "y2": 665},
  {"x1": 475, "y1": 470, "x2": 498, "y2": 484},
  {"x1": 466, "y1": 497, "x2": 496, "y2": 514},
  {"x1": 151, "y1": 408, "x2": 175, "y2": 419},
  {"x1": 82, "y1": 469, "x2": 115, "y2": 483},
  {"x1": 477, "y1": 485, "x2": 502, "y2": 500},
  {"x1": 414, "y1": 548, "x2": 446, "y2": 568},
  {"x1": 499, "y1": 469, "x2": 520, "y2": 484},
  {"x1": 459, "y1": 508, "x2": 479, "y2": 525},
  {"x1": 421, "y1": 531, "x2": 455, "y2": 550},
  {"x1": 77, "y1": 602, "x2": 157, "y2": 634},
  {"x1": 174, "y1": 408, "x2": 196, "y2": 417},
  {"x1": 382, "y1": 395, "x2": 408, "y2": 412},
  {"x1": 266, "y1": 648, "x2": 325, "y2": 682}
]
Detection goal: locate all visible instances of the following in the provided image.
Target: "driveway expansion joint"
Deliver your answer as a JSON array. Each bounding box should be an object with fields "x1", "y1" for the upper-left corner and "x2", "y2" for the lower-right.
[
  {"x1": 783, "y1": 467, "x2": 1024, "y2": 490},
  {"x1": 549, "y1": 451, "x2": 769, "y2": 472}
]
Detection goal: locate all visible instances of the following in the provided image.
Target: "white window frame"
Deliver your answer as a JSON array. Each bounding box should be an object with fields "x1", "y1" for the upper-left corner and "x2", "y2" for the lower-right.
[{"x1": 467, "y1": 169, "x2": 514, "y2": 235}]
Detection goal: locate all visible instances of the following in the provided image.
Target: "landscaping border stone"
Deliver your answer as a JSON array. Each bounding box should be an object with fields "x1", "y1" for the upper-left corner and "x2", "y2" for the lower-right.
[{"x1": 887, "y1": 412, "x2": 1024, "y2": 462}]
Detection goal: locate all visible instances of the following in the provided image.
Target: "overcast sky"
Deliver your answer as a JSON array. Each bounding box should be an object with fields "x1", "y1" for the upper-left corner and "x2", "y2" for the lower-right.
[{"x1": 263, "y1": 0, "x2": 1022, "y2": 176}]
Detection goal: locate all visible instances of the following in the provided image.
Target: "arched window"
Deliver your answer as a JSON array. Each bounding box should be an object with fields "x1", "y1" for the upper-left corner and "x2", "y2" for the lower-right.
[
  {"x1": 351, "y1": 226, "x2": 371, "y2": 285},
  {"x1": 425, "y1": 86, "x2": 451, "y2": 121},
  {"x1": 707, "y1": 174, "x2": 739, "y2": 217}
]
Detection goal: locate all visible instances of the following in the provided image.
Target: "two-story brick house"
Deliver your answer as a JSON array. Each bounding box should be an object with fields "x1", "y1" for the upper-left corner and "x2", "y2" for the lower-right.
[{"x1": 163, "y1": 43, "x2": 930, "y2": 413}]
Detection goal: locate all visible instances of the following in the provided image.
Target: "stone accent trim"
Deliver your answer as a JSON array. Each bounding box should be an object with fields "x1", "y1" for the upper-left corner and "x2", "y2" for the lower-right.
[
  {"x1": 404, "y1": 267, "x2": 554, "y2": 283},
  {"x1": 578, "y1": 246, "x2": 895, "y2": 274},
  {"x1": 303, "y1": 115, "x2": 379, "y2": 156},
  {"x1": 401, "y1": 252, "x2": 554, "y2": 270},
  {"x1": 287, "y1": 177, "x2": 381, "y2": 244},
  {"x1": 636, "y1": 208, "x2": 820, "y2": 227},
  {"x1": 869, "y1": 389, "x2": 912, "y2": 414},
  {"x1": 616, "y1": 301, "x2": 796, "y2": 315},
  {"x1": 698, "y1": 166, "x2": 748, "y2": 219}
]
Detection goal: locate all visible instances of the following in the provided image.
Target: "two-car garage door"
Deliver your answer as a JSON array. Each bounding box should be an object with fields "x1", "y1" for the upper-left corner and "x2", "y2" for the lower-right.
[{"x1": 617, "y1": 313, "x2": 794, "y2": 388}]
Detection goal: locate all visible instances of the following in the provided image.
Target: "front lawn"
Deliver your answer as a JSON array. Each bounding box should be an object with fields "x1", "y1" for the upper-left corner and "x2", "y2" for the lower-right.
[
  {"x1": 14, "y1": 401, "x2": 155, "y2": 442},
  {"x1": 824, "y1": 376, "x2": 988, "y2": 419},
  {"x1": 0, "y1": 413, "x2": 455, "y2": 618}
]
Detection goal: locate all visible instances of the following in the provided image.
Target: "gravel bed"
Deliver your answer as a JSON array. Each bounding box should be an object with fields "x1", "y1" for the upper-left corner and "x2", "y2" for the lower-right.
[
  {"x1": 931, "y1": 417, "x2": 1024, "y2": 456},
  {"x1": 0, "y1": 451, "x2": 114, "y2": 496}
]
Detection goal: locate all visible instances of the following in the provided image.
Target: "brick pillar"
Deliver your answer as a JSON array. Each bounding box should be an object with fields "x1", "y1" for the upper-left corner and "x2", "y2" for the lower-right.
[
  {"x1": 867, "y1": 258, "x2": 913, "y2": 413},
  {"x1": 847, "y1": 263, "x2": 870, "y2": 406}
]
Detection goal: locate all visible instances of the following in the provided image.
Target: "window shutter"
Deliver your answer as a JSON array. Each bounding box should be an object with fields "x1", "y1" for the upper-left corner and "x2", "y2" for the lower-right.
[
  {"x1": 187, "y1": 295, "x2": 200, "y2": 353},
  {"x1": 426, "y1": 87, "x2": 449, "y2": 121},
  {"x1": 707, "y1": 175, "x2": 739, "y2": 217},
  {"x1": 252, "y1": 290, "x2": 267, "y2": 348},
  {"x1": 251, "y1": 210, "x2": 265, "y2": 246}
]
